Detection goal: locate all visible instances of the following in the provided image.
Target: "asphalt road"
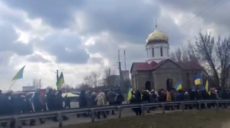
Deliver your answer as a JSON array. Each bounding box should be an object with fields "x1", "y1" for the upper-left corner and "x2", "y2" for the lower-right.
[{"x1": 21, "y1": 108, "x2": 185, "y2": 128}]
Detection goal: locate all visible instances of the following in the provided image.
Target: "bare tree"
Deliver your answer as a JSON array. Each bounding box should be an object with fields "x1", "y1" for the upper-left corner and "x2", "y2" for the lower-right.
[
  {"x1": 194, "y1": 33, "x2": 230, "y2": 88},
  {"x1": 83, "y1": 76, "x2": 93, "y2": 87},
  {"x1": 91, "y1": 72, "x2": 99, "y2": 88},
  {"x1": 78, "y1": 83, "x2": 91, "y2": 90},
  {"x1": 171, "y1": 45, "x2": 197, "y2": 63},
  {"x1": 216, "y1": 37, "x2": 230, "y2": 88},
  {"x1": 194, "y1": 33, "x2": 219, "y2": 87},
  {"x1": 171, "y1": 48, "x2": 183, "y2": 62},
  {"x1": 186, "y1": 43, "x2": 199, "y2": 63},
  {"x1": 83, "y1": 72, "x2": 100, "y2": 88},
  {"x1": 103, "y1": 68, "x2": 112, "y2": 86},
  {"x1": 171, "y1": 33, "x2": 230, "y2": 89}
]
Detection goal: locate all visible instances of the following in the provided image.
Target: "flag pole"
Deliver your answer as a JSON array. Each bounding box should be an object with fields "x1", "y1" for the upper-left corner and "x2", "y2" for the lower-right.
[{"x1": 8, "y1": 80, "x2": 16, "y2": 91}]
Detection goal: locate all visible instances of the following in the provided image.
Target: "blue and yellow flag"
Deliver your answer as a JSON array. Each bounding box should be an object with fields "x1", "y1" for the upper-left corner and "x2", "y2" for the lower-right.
[
  {"x1": 12, "y1": 65, "x2": 25, "y2": 81},
  {"x1": 127, "y1": 88, "x2": 133, "y2": 101},
  {"x1": 205, "y1": 80, "x2": 211, "y2": 95},
  {"x1": 194, "y1": 73, "x2": 202, "y2": 86},
  {"x1": 175, "y1": 81, "x2": 183, "y2": 91},
  {"x1": 194, "y1": 78, "x2": 202, "y2": 86},
  {"x1": 56, "y1": 72, "x2": 64, "y2": 90}
]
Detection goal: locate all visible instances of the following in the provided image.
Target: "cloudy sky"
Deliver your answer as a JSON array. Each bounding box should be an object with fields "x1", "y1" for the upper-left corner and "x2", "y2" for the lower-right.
[{"x1": 0, "y1": 0, "x2": 229, "y2": 90}]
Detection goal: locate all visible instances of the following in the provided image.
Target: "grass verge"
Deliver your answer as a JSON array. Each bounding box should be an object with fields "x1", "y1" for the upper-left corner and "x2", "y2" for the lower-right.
[{"x1": 64, "y1": 110, "x2": 230, "y2": 128}]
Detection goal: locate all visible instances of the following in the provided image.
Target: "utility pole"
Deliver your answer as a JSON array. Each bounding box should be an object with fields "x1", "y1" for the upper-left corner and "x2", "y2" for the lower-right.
[
  {"x1": 118, "y1": 49, "x2": 123, "y2": 87},
  {"x1": 124, "y1": 49, "x2": 127, "y2": 70},
  {"x1": 56, "y1": 70, "x2": 59, "y2": 87}
]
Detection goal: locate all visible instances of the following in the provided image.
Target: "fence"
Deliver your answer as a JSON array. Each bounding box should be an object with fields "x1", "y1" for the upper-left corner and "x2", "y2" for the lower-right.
[{"x1": 0, "y1": 99, "x2": 230, "y2": 128}]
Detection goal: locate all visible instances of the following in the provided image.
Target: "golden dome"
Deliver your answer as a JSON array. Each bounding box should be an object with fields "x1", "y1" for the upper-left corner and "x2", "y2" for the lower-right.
[{"x1": 146, "y1": 30, "x2": 168, "y2": 44}]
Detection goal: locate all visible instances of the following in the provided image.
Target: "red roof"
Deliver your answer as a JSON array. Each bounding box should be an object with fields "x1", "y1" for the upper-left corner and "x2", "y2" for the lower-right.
[
  {"x1": 131, "y1": 59, "x2": 204, "y2": 72},
  {"x1": 131, "y1": 61, "x2": 158, "y2": 72}
]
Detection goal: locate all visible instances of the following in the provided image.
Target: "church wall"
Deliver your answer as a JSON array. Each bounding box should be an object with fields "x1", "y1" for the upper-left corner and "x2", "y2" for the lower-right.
[
  {"x1": 153, "y1": 70, "x2": 184, "y2": 90},
  {"x1": 152, "y1": 61, "x2": 184, "y2": 90},
  {"x1": 131, "y1": 71, "x2": 153, "y2": 91},
  {"x1": 153, "y1": 69, "x2": 204, "y2": 90},
  {"x1": 131, "y1": 60, "x2": 206, "y2": 91}
]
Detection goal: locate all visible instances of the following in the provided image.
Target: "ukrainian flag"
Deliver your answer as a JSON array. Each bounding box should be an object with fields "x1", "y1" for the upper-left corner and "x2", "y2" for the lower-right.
[
  {"x1": 194, "y1": 74, "x2": 202, "y2": 86},
  {"x1": 12, "y1": 65, "x2": 25, "y2": 81},
  {"x1": 205, "y1": 80, "x2": 211, "y2": 95},
  {"x1": 194, "y1": 78, "x2": 202, "y2": 85},
  {"x1": 127, "y1": 88, "x2": 133, "y2": 101},
  {"x1": 175, "y1": 81, "x2": 183, "y2": 91}
]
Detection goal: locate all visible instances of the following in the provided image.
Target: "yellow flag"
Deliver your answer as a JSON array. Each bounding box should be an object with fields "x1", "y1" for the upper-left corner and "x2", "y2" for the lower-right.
[
  {"x1": 195, "y1": 79, "x2": 201, "y2": 86},
  {"x1": 56, "y1": 72, "x2": 64, "y2": 90},
  {"x1": 127, "y1": 88, "x2": 133, "y2": 101},
  {"x1": 205, "y1": 80, "x2": 210, "y2": 95}
]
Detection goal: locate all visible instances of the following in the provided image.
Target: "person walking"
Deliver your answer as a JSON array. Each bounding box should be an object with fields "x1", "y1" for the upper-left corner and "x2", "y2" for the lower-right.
[{"x1": 95, "y1": 90, "x2": 107, "y2": 119}]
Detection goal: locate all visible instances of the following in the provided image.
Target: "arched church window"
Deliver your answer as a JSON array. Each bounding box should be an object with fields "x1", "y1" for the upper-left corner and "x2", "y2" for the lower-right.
[
  {"x1": 152, "y1": 48, "x2": 154, "y2": 57},
  {"x1": 160, "y1": 47, "x2": 163, "y2": 56},
  {"x1": 147, "y1": 48, "x2": 149, "y2": 57}
]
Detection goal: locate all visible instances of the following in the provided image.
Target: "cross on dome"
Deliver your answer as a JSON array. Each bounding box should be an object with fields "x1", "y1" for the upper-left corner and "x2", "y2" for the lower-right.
[{"x1": 154, "y1": 19, "x2": 158, "y2": 31}]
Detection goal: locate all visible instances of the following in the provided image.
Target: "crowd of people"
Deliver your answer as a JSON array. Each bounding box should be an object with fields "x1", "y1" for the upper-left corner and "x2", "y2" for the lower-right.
[
  {"x1": 128, "y1": 87, "x2": 230, "y2": 115},
  {"x1": 0, "y1": 88, "x2": 124, "y2": 117},
  {"x1": 1, "y1": 86, "x2": 230, "y2": 127},
  {"x1": 0, "y1": 89, "x2": 64, "y2": 116},
  {"x1": 1, "y1": 86, "x2": 230, "y2": 117},
  {"x1": 78, "y1": 89, "x2": 124, "y2": 118}
]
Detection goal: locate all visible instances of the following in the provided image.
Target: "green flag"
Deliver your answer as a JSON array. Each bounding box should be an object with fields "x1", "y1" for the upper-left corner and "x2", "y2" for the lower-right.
[
  {"x1": 56, "y1": 72, "x2": 64, "y2": 90},
  {"x1": 12, "y1": 65, "x2": 25, "y2": 81}
]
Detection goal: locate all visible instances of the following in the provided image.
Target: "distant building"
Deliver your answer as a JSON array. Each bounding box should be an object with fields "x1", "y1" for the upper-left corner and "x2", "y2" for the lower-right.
[
  {"x1": 22, "y1": 85, "x2": 36, "y2": 92},
  {"x1": 33, "y1": 79, "x2": 42, "y2": 89},
  {"x1": 121, "y1": 70, "x2": 130, "y2": 80},
  {"x1": 131, "y1": 27, "x2": 205, "y2": 91},
  {"x1": 106, "y1": 75, "x2": 120, "y2": 87},
  {"x1": 22, "y1": 79, "x2": 42, "y2": 92}
]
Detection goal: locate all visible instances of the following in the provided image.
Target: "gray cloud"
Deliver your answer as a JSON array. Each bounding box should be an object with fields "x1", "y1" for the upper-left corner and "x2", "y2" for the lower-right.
[
  {"x1": 81, "y1": 0, "x2": 160, "y2": 44},
  {"x1": 0, "y1": 52, "x2": 13, "y2": 66},
  {"x1": 37, "y1": 32, "x2": 89, "y2": 64},
  {"x1": 157, "y1": 16, "x2": 185, "y2": 47},
  {"x1": 4, "y1": 0, "x2": 161, "y2": 44},
  {"x1": 85, "y1": 33, "x2": 146, "y2": 69},
  {"x1": 4, "y1": 0, "x2": 84, "y2": 28},
  {"x1": 26, "y1": 53, "x2": 49, "y2": 63},
  {"x1": 0, "y1": 23, "x2": 33, "y2": 55},
  {"x1": 159, "y1": 0, "x2": 230, "y2": 31}
]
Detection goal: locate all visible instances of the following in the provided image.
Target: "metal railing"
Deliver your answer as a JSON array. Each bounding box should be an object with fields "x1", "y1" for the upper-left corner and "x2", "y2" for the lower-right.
[{"x1": 0, "y1": 99, "x2": 230, "y2": 128}]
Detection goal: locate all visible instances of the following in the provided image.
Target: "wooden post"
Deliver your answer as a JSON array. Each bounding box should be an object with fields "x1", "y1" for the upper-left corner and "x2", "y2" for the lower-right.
[
  {"x1": 198, "y1": 101, "x2": 201, "y2": 110},
  {"x1": 162, "y1": 103, "x2": 165, "y2": 114},
  {"x1": 14, "y1": 116, "x2": 19, "y2": 128},
  {"x1": 141, "y1": 104, "x2": 145, "y2": 115},
  {"x1": 58, "y1": 112, "x2": 63, "y2": 128},
  {"x1": 181, "y1": 102, "x2": 185, "y2": 112},
  {"x1": 205, "y1": 102, "x2": 208, "y2": 109},
  {"x1": 216, "y1": 101, "x2": 219, "y2": 111},
  {"x1": 118, "y1": 106, "x2": 122, "y2": 119},
  {"x1": 91, "y1": 109, "x2": 95, "y2": 123}
]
